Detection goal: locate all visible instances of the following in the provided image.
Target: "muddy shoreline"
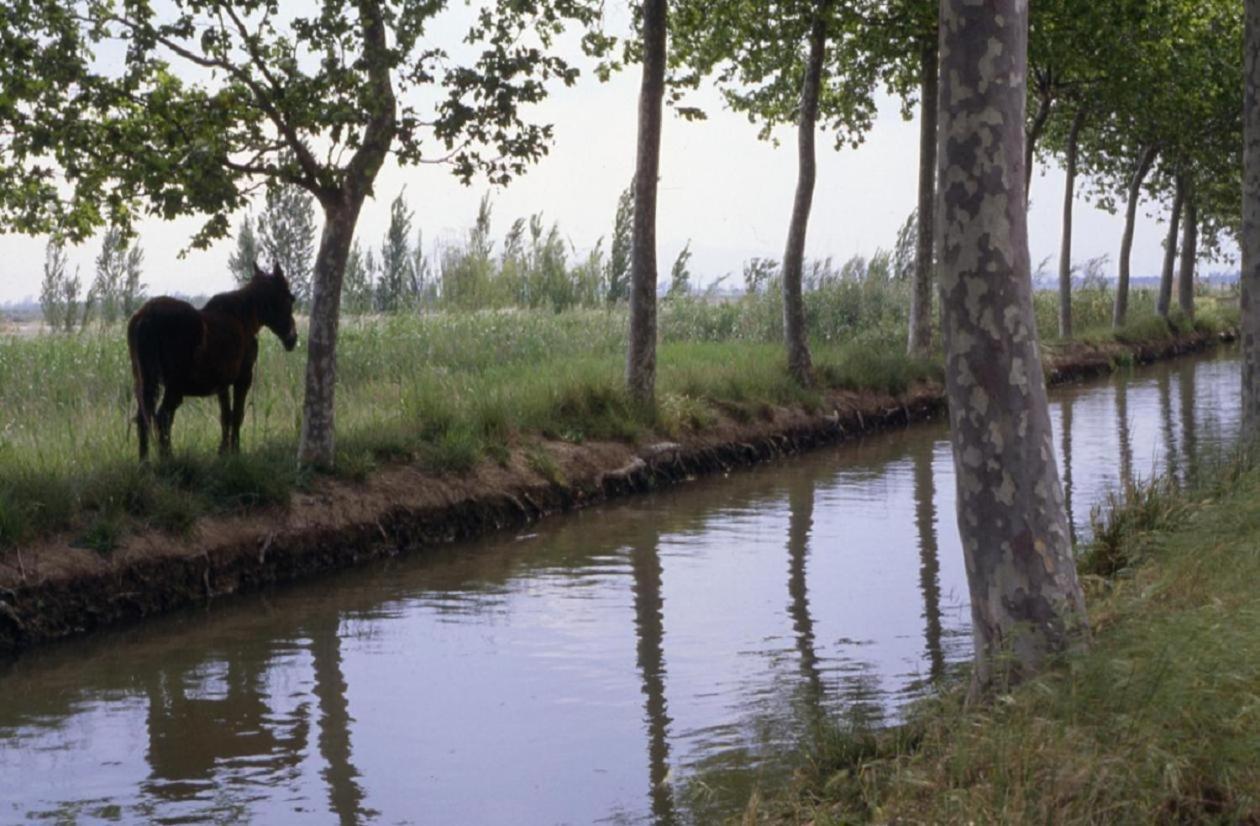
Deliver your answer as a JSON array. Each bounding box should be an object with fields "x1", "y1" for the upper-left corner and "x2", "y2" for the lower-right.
[{"x1": 0, "y1": 329, "x2": 1230, "y2": 655}]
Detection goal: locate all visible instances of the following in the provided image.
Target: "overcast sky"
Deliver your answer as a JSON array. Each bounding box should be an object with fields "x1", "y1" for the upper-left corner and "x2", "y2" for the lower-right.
[{"x1": 0, "y1": 6, "x2": 1224, "y2": 305}]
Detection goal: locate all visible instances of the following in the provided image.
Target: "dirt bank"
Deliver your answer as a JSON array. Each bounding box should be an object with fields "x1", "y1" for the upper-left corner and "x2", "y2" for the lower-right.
[{"x1": 0, "y1": 328, "x2": 1231, "y2": 654}]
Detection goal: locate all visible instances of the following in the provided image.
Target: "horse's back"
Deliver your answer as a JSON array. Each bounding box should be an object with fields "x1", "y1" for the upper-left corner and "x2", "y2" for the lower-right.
[{"x1": 128, "y1": 298, "x2": 205, "y2": 385}]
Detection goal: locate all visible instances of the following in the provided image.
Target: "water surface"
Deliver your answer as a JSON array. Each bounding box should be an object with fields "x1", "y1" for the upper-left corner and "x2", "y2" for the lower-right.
[{"x1": 0, "y1": 349, "x2": 1241, "y2": 825}]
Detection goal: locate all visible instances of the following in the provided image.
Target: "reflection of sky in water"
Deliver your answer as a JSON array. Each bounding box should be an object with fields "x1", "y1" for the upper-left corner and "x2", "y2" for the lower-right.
[{"x1": 0, "y1": 350, "x2": 1242, "y2": 826}]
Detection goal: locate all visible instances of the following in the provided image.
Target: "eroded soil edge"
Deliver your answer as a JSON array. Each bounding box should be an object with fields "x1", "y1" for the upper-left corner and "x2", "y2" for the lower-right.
[{"x1": 0, "y1": 330, "x2": 1229, "y2": 654}]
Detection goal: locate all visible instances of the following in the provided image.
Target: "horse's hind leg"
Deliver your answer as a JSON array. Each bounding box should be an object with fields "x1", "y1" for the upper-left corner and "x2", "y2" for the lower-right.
[
  {"x1": 217, "y1": 388, "x2": 232, "y2": 455},
  {"x1": 136, "y1": 382, "x2": 159, "y2": 462},
  {"x1": 156, "y1": 391, "x2": 183, "y2": 459}
]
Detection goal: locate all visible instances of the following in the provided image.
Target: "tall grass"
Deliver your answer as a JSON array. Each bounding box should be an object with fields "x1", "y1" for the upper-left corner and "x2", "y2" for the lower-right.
[{"x1": 0, "y1": 272, "x2": 1233, "y2": 549}]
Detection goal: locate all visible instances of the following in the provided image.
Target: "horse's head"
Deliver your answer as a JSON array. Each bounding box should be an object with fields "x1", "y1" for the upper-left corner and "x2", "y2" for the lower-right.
[{"x1": 252, "y1": 262, "x2": 299, "y2": 351}]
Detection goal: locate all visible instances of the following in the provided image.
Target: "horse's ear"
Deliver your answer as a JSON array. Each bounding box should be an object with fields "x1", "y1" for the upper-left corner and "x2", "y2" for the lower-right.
[
  {"x1": 252, "y1": 261, "x2": 267, "y2": 281},
  {"x1": 272, "y1": 262, "x2": 285, "y2": 281}
]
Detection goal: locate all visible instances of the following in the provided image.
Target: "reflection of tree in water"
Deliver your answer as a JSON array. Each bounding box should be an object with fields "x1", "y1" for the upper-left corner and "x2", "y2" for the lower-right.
[
  {"x1": 1115, "y1": 377, "x2": 1134, "y2": 493},
  {"x1": 136, "y1": 609, "x2": 373, "y2": 825},
  {"x1": 785, "y1": 478, "x2": 824, "y2": 720},
  {"x1": 1158, "y1": 369, "x2": 1181, "y2": 484},
  {"x1": 1060, "y1": 394, "x2": 1077, "y2": 544},
  {"x1": 141, "y1": 644, "x2": 310, "y2": 812},
  {"x1": 629, "y1": 532, "x2": 677, "y2": 826},
  {"x1": 1178, "y1": 362, "x2": 1200, "y2": 481},
  {"x1": 307, "y1": 614, "x2": 371, "y2": 826},
  {"x1": 912, "y1": 442, "x2": 945, "y2": 686}
]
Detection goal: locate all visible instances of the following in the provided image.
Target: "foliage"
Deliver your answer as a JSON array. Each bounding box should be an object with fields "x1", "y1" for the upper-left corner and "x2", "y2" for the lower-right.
[
  {"x1": 666, "y1": 240, "x2": 694, "y2": 298},
  {"x1": 90, "y1": 227, "x2": 145, "y2": 325},
  {"x1": 227, "y1": 213, "x2": 261, "y2": 286},
  {"x1": 606, "y1": 183, "x2": 634, "y2": 304},
  {"x1": 0, "y1": 0, "x2": 610, "y2": 246},
  {"x1": 376, "y1": 192, "x2": 415, "y2": 313},
  {"x1": 669, "y1": 0, "x2": 878, "y2": 149},
  {"x1": 257, "y1": 185, "x2": 317, "y2": 306}
]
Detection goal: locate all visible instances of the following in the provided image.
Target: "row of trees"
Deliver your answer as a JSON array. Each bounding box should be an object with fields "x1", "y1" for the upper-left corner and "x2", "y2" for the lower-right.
[
  {"x1": 0, "y1": 0, "x2": 1248, "y2": 696},
  {"x1": 223, "y1": 186, "x2": 706, "y2": 314},
  {"x1": 39, "y1": 229, "x2": 146, "y2": 332}
]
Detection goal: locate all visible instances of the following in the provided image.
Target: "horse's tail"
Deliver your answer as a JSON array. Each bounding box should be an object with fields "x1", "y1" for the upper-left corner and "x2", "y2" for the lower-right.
[{"x1": 127, "y1": 311, "x2": 160, "y2": 432}]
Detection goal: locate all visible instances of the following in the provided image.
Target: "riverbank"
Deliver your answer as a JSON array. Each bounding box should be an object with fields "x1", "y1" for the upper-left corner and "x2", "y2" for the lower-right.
[
  {"x1": 0, "y1": 321, "x2": 1235, "y2": 654},
  {"x1": 764, "y1": 448, "x2": 1260, "y2": 824}
]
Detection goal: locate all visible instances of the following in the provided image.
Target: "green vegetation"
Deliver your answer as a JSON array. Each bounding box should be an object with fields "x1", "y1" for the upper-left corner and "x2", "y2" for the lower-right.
[
  {"x1": 760, "y1": 449, "x2": 1260, "y2": 824},
  {"x1": 0, "y1": 273, "x2": 1237, "y2": 551}
]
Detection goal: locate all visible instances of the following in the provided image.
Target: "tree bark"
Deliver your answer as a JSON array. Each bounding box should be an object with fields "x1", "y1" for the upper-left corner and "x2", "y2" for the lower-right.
[
  {"x1": 937, "y1": 0, "x2": 1088, "y2": 698},
  {"x1": 1178, "y1": 191, "x2": 1198, "y2": 318},
  {"x1": 1112, "y1": 144, "x2": 1158, "y2": 329},
  {"x1": 299, "y1": 202, "x2": 362, "y2": 467},
  {"x1": 1024, "y1": 90, "x2": 1052, "y2": 205},
  {"x1": 781, "y1": 2, "x2": 830, "y2": 384},
  {"x1": 298, "y1": 0, "x2": 396, "y2": 467},
  {"x1": 908, "y1": 32, "x2": 939, "y2": 357},
  {"x1": 626, "y1": 0, "x2": 668, "y2": 407},
  {"x1": 1057, "y1": 107, "x2": 1086, "y2": 339},
  {"x1": 1156, "y1": 175, "x2": 1185, "y2": 319},
  {"x1": 1245, "y1": 0, "x2": 1260, "y2": 428}
]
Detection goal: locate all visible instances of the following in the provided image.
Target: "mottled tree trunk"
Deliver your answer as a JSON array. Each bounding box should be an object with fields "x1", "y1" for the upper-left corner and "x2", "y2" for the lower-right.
[
  {"x1": 298, "y1": 0, "x2": 395, "y2": 468},
  {"x1": 1024, "y1": 90, "x2": 1052, "y2": 205},
  {"x1": 626, "y1": 0, "x2": 668, "y2": 407},
  {"x1": 1156, "y1": 176, "x2": 1185, "y2": 319},
  {"x1": 1178, "y1": 192, "x2": 1198, "y2": 318},
  {"x1": 908, "y1": 33, "x2": 939, "y2": 357},
  {"x1": 1057, "y1": 107, "x2": 1085, "y2": 339},
  {"x1": 782, "y1": 3, "x2": 829, "y2": 385},
  {"x1": 936, "y1": 0, "x2": 1088, "y2": 698},
  {"x1": 1112, "y1": 144, "x2": 1158, "y2": 328},
  {"x1": 1245, "y1": 0, "x2": 1260, "y2": 428},
  {"x1": 299, "y1": 202, "x2": 361, "y2": 467}
]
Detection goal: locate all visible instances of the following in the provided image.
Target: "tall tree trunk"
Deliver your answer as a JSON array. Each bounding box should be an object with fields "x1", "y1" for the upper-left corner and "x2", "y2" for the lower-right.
[
  {"x1": 1112, "y1": 144, "x2": 1158, "y2": 328},
  {"x1": 299, "y1": 200, "x2": 362, "y2": 467},
  {"x1": 1057, "y1": 107, "x2": 1086, "y2": 339},
  {"x1": 1024, "y1": 90, "x2": 1052, "y2": 205},
  {"x1": 1178, "y1": 190, "x2": 1198, "y2": 318},
  {"x1": 781, "y1": 2, "x2": 829, "y2": 384},
  {"x1": 298, "y1": 0, "x2": 395, "y2": 468},
  {"x1": 937, "y1": 0, "x2": 1088, "y2": 698},
  {"x1": 626, "y1": 0, "x2": 668, "y2": 407},
  {"x1": 1156, "y1": 175, "x2": 1185, "y2": 319},
  {"x1": 1245, "y1": 0, "x2": 1260, "y2": 428},
  {"x1": 908, "y1": 32, "x2": 939, "y2": 357}
]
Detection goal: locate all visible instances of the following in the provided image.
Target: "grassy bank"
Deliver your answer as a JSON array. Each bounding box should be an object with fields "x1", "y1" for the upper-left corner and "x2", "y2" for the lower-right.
[
  {"x1": 765, "y1": 451, "x2": 1260, "y2": 824},
  {"x1": 0, "y1": 285, "x2": 1237, "y2": 551}
]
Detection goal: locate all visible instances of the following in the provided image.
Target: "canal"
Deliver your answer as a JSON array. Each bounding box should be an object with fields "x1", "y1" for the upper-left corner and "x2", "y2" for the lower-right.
[{"x1": 0, "y1": 349, "x2": 1242, "y2": 825}]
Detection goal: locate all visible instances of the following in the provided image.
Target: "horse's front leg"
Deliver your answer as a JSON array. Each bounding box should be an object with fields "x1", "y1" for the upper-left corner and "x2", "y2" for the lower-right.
[
  {"x1": 156, "y1": 391, "x2": 183, "y2": 459},
  {"x1": 217, "y1": 388, "x2": 232, "y2": 455}
]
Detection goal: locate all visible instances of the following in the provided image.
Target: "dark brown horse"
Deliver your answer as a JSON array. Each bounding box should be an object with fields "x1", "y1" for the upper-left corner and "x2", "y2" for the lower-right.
[{"x1": 127, "y1": 263, "x2": 299, "y2": 460}]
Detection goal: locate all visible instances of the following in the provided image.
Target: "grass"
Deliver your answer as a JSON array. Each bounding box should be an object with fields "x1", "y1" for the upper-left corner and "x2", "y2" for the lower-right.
[
  {"x1": 0, "y1": 283, "x2": 1236, "y2": 551},
  {"x1": 761, "y1": 448, "x2": 1260, "y2": 824}
]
